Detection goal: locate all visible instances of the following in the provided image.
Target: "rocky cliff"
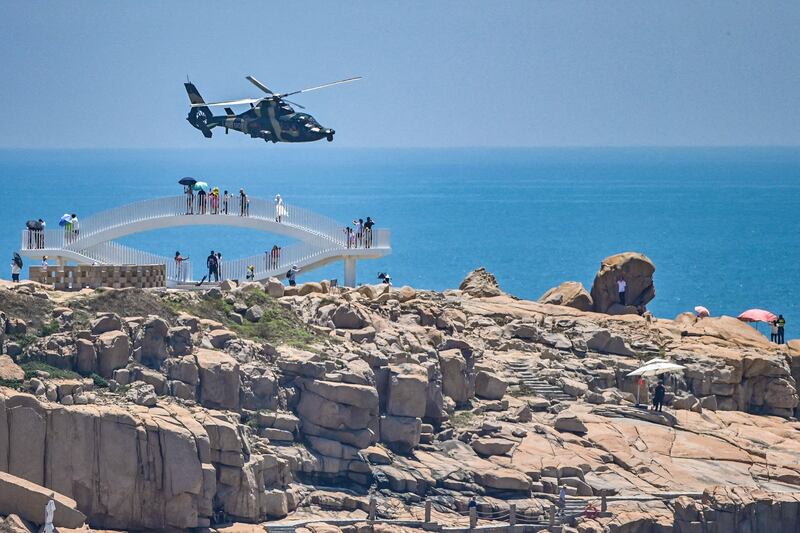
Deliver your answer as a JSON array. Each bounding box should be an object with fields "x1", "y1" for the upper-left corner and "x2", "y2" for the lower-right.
[{"x1": 0, "y1": 267, "x2": 797, "y2": 532}]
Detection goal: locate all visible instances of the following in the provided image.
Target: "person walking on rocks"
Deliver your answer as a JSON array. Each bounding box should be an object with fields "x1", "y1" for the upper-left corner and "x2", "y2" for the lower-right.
[
  {"x1": 652, "y1": 380, "x2": 665, "y2": 412},
  {"x1": 776, "y1": 315, "x2": 786, "y2": 344},
  {"x1": 616, "y1": 275, "x2": 627, "y2": 305},
  {"x1": 558, "y1": 485, "x2": 567, "y2": 516},
  {"x1": 286, "y1": 265, "x2": 300, "y2": 286}
]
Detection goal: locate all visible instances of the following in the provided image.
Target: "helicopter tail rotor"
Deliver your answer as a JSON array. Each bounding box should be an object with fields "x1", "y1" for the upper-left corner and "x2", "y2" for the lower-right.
[{"x1": 184, "y1": 83, "x2": 214, "y2": 138}]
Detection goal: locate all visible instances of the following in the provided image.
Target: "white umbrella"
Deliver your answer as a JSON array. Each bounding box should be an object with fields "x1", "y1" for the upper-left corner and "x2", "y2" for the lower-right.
[
  {"x1": 627, "y1": 362, "x2": 685, "y2": 377},
  {"x1": 627, "y1": 361, "x2": 685, "y2": 406}
]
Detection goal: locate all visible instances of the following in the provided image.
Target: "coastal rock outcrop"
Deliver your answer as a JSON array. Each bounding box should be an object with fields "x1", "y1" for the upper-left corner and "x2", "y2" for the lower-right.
[
  {"x1": 458, "y1": 267, "x2": 503, "y2": 298},
  {"x1": 539, "y1": 281, "x2": 593, "y2": 311},
  {"x1": 590, "y1": 252, "x2": 655, "y2": 314}
]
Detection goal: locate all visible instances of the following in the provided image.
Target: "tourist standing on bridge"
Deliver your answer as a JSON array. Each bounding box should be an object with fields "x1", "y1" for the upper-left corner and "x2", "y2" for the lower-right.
[
  {"x1": 267, "y1": 245, "x2": 281, "y2": 270},
  {"x1": 239, "y1": 189, "x2": 249, "y2": 216},
  {"x1": 364, "y1": 216, "x2": 375, "y2": 248},
  {"x1": 70, "y1": 214, "x2": 79, "y2": 240},
  {"x1": 197, "y1": 188, "x2": 207, "y2": 215},
  {"x1": 185, "y1": 186, "x2": 194, "y2": 214},
  {"x1": 216, "y1": 252, "x2": 223, "y2": 280},
  {"x1": 222, "y1": 190, "x2": 230, "y2": 215},
  {"x1": 344, "y1": 226, "x2": 354, "y2": 249},
  {"x1": 274, "y1": 194, "x2": 286, "y2": 222},
  {"x1": 174, "y1": 252, "x2": 188, "y2": 282},
  {"x1": 354, "y1": 219, "x2": 364, "y2": 247},
  {"x1": 196, "y1": 250, "x2": 218, "y2": 286},
  {"x1": 211, "y1": 187, "x2": 220, "y2": 214}
]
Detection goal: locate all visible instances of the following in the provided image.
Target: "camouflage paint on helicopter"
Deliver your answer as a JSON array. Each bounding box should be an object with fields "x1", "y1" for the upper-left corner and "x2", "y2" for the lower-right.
[{"x1": 184, "y1": 75, "x2": 361, "y2": 144}]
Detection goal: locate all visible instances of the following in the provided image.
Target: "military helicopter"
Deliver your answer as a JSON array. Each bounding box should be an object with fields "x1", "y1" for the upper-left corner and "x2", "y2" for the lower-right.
[{"x1": 184, "y1": 75, "x2": 361, "y2": 143}]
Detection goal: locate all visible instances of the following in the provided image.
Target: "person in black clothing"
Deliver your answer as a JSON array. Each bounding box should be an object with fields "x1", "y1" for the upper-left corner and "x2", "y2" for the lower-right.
[
  {"x1": 652, "y1": 380, "x2": 665, "y2": 412},
  {"x1": 196, "y1": 250, "x2": 218, "y2": 286},
  {"x1": 776, "y1": 315, "x2": 786, "y2": 344},
  {"x1": 363, "y1": 216, "x2": 375, "y2": 248},
  {"x1": 197, "y1": 188, "x2": 207, "y2": 214}
]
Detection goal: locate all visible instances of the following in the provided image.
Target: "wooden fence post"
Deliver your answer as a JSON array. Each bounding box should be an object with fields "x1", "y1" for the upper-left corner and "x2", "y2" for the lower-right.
[{"x1": 425, "y1": 500, "x2": 432, "y2": 524}]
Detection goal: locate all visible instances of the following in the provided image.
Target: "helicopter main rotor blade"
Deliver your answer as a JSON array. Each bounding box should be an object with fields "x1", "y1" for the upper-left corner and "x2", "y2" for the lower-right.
[
  {"x1": 278, "y1": 76, "x2": 362, "y2": 98},
  {"x1": 283, "y1": 98, "x2": 305, "y2": 110},
  {"x1": 245, "y1": 76, "x2": 275, "y2": 95},
  {"x1": 192, "y1": 98, "x2": 263, "y2": 108}
]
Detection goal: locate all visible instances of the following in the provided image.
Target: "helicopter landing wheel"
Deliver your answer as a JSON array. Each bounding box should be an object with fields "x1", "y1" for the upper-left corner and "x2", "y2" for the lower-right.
[{"x1": 326, "y1": 134, "x2": 334, "y2": 142}]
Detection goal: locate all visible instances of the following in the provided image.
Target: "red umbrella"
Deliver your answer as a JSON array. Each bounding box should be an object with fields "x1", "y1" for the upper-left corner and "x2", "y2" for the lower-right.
[{"x1": 737, "y1": 309, "x2": 777, "y2": 323}]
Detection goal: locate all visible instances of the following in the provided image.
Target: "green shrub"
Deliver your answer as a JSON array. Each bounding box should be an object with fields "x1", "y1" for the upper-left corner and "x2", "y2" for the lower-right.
[
  {"x1": 90, "y1": 373, "x2": 109, "y2": 388},
  {"x1": 21, "y1": 362, "x2": 80, "y2": 380}
]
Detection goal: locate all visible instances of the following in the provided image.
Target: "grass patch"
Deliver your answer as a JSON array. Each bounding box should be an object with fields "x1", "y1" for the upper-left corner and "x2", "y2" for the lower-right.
[
  {"x1": 68, "y1": 288, "x2": 177, "y2": 322},
  {"x1": 167, "y1": 285, "x2": 322, "y2": 348},
  {"x1": 90, "y1": 373, "x2": 108, "y2": 388},
  {"x1": 38, "y1": 321, "x2": 60, "y2": 337},
  {"x1": 0, "y1": 290, "x2": 54, "y2": 331},
  {"x1": 21, "y1": 362, "x2": 80, "y2": 380},
  {"x1": 450, "y1": 410, "x2": 475, "y2": 428},
  {"x1": 0, "y1": 379, "x2": 23, "y2": 390}
]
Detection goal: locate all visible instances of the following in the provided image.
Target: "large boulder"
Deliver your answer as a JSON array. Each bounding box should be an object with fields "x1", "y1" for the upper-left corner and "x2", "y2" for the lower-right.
[
  {"x1": 137, "y1": 316, "x2": 170, "y2": 368},
  {"x1": 168, "y1": 326, "x2": 193, "y2": 356},
  {"x1": 0, "y1": 356, "x2": 24, "y2": 382},
  {"x1": 379, "y1": 415, "x2": 421, "y2": 454},
  {"x1": 95, "y1": 330, "x2": 130, "y2": 378},
  {"x1": 438, "y1": 349, "x2": 470, "y2": 404},
  {"x1": 265, "y1": 277, "x2": 284, "y2": 298},
  {"x1": 386, "y1": 364, "x2": 428, "y2": 418},
  {"x1": 474, "y1": 371, "x2": 507, "y2": 400},
  {"x1": 458, "y1": 267, "x2": 503, "y2": 298},
  {"x1": 331, "y1": 305, "x2": 365, "y2": 330},
  {"x1": 590, "y1": 252, "x2": 655, "y2": 313},
  {"x1": 195, "y1": 348, "x2": 240, "y2": 410},
  {"x1": 90, "y1": 313, "x2": 122, "y2": 336},
  {"x1": 74, "y1": 339, "x2": 96, "y2": 375},
  {"x1": 0, "y1": 471, "x2": 86, "y2": 528},
  {"x1": 539, "y1": 281, "x2": 593, "y2": 311}
]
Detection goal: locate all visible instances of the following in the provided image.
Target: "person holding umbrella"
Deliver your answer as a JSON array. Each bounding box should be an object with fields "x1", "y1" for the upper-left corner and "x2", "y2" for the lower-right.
[
  {"x1": 179, "y1": 177, "x2": 197, "y2": 215},
  {"x1": 10, "y1": 253, "x2": 22, "y2": 283}
]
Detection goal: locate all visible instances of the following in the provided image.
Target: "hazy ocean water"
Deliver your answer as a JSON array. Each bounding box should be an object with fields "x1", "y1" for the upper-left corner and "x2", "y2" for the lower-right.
[{"x1": 1, "y1": 147, "x2": 798, "y2": 339}]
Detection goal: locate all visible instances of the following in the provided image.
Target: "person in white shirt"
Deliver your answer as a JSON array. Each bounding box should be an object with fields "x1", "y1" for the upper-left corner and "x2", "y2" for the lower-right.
[{"x1": 617, "y1": 276, "x2": 627, "y2": 305}]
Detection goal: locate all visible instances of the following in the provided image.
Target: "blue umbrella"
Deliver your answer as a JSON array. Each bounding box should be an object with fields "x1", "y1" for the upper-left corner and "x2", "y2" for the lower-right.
[
  {"x1": 58, "y1": 213, "x2": 71, "y2": 227},
  {"x1": 179, "y1": 177, "x2": 197, "y2": 186},
  {"x1": 192, "y1": 181, "x2": 209, "y2": 191}
]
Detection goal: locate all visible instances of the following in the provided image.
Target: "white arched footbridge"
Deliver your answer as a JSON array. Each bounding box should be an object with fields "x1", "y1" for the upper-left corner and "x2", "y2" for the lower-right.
[{"x1": 19, "y1": 195, "x2": 390, "y2": 287}]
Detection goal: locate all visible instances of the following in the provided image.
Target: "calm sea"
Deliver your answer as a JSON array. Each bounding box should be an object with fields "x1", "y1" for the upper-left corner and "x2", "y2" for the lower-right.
[{"x1": 1, "y1": 147, "x2": 798, "y2": 339}]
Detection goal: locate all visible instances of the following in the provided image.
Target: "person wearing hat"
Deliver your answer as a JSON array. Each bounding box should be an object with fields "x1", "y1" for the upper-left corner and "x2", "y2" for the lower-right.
[{"x1": 286, "y1": 265, "x2": 300, "y2": 286}]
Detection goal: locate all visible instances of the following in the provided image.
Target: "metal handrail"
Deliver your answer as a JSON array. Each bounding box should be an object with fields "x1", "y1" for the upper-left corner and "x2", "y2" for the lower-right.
[{"x1": 20, "y1": 195, "x2": 388, "y2": 252}]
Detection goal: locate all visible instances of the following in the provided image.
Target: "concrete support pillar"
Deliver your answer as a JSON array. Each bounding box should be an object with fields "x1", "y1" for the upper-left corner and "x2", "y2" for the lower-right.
[
  {"x1": 549, "y1": 504, "x2": 556, "y2": 526},
  {"x1": 601, "y1": 495, "x2": 607, "y2": 513},
  {"x1": 57, "y1": 256, "x2": 65, "y2": 267},
  {"x1": 469, "y1": 507, "x2": 477, "y2": 530},
  {"x1": 424, "y1": 500, "x2": 432, "y2": 524},
  {"x1": 509, "y1": 504, "x2": 516, "y2": 526},
  {"x1": 368, "y1": 496, "x2": 376, "y2": 522},
  {"x1": 344, "y1": 257, "x2": 357, "y2": 287}
]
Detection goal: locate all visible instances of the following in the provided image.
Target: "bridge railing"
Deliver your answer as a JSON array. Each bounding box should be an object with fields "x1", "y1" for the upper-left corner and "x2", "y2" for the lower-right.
[
  {"x1": 20, "y1": 195, "x2": 390, "y2": 253},
  {"x1": 220, "y1": 242, "x2": 337, "y2": 282},
  {"x1": 79, "y1": 241, "x2": 192, "y2": 283}
]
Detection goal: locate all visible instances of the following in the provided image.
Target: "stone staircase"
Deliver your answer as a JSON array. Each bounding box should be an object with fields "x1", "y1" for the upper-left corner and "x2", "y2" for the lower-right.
[{"x1": 506, "y1": 361, "x2": 573, "y2": 402}]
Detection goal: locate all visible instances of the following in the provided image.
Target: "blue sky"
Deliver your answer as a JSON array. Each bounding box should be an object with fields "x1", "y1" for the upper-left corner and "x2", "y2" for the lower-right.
[{"x1": 1, "y1": 1, "x2": 798, "y2": 148}]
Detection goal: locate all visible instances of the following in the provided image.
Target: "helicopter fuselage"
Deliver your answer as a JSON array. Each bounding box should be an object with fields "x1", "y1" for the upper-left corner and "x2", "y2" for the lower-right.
[{"x1": 187, "y1": 91, "x2": 334, "y2": 143}]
